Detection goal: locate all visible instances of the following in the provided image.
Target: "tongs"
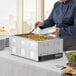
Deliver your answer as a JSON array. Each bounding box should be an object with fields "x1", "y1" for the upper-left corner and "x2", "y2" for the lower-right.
[
  {"x1": 56, "y1": 65, "x2": 66, "y2": 70},
  {"x1": 29, "y1": 27, "x2": 36, "y2": 34},
  {"x1": 56, "y1": 65, "x2": 73, "y2": 76}
]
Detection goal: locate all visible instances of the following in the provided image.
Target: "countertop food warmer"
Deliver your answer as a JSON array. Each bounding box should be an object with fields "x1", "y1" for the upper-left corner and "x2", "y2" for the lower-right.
[{"x1": 9, "y1": 33, "x2": 63, "y2": 61}]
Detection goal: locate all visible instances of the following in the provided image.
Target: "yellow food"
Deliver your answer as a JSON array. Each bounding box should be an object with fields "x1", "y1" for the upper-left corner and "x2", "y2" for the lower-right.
[
  {"x1": 18, "y1": 34, "x2": 52, "y2": 41},
  {"x1": 64, "y1": 67, "x2": 76, "y2": 74}
]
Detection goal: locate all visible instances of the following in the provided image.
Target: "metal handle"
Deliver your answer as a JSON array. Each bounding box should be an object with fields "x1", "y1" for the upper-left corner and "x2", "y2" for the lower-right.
[{"x1": 29, "y1": 28, "x2": 36, "y2": 34}]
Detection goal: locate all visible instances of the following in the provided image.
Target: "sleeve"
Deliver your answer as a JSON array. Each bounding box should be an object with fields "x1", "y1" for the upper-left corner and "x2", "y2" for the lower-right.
[
  {"x1": 60, "y1": 6, "x2": 76, "y2": 37},
  {"x1": 39, "y1": 2, "x2": 58, "y2": 29}
]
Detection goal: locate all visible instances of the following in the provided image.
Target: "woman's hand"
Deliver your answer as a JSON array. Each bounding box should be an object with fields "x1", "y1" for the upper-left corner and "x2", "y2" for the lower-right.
[
  {"x1": 52, "y1": 27, "x2": 60, "y2": 36},
  {"x1": 35, "y1": 21, "x2": 43, "y2": 28}
]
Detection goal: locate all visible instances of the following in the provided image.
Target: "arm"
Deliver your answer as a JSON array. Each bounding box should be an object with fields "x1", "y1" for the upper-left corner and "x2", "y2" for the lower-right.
[
  {"x1": 39, "y1": 2, "x2": 58, "y2": 29},
  {"x1": 41, "y1": 11, "x2": 55, "y2": 29},
  {"x1": 60, "y1": 7, "x2": 76, "y2": 37}
]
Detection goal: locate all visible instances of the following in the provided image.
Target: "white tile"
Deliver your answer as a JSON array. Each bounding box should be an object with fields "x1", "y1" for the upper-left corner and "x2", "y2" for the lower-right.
[
  {"x1": 12, "y1": 39, "x2": 16, "y2": 42},
  {"x1": 30, "y1": 43, "x2": 37, "y2": 47},
  {"x1": 21, "y1": 40, "x2": 25, "y2": 45},
  {"x1": 30, "y1": 51, "x2": 35, "y2": 59},
  {"x1": 30, "y1": 44, "x2": 35, "y2": 47},
  {"x1": 12, "y1": 46, "x2": 16, "y2": 54},
  {"x1": 21, "y1": 49, "x2": 25, "y2": 56}
]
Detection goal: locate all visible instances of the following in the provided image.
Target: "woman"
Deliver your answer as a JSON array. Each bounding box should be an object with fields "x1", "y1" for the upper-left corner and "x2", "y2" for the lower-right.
[
  {"x1": 35, "y1": 0, "x2": 76, "y2": 37},
  {"x1": 35, "y1": 0, "x2": 76, "y2": 51}
]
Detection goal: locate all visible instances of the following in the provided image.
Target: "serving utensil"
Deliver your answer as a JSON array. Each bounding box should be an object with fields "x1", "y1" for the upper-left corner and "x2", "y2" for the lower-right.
[
  {"x1": 29, "y1": 27, "x2": 36, "y2": 34},
  {"x1": 56, "y1": 65, "x2": 66, "y2": 70}
]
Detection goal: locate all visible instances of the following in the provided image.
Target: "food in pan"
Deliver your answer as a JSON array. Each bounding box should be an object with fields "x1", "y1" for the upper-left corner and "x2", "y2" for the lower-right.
[{"x1": 17, "y1": 34, "x2": 52, "y2": 41}]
